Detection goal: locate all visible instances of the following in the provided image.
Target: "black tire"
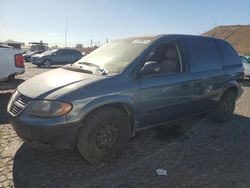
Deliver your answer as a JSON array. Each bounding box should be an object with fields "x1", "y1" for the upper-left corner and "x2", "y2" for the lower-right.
[
  {"x1": 7, "y1": 74, "x2": 15, "y2": 81},
  {"x1": 43, "y1": 59, "x2": 52, "y2": 68},
  {"x1": 77, "y1": 107, "x2": 131, "y2": 164},
  {"x1": 209, "y1": 90, "x2": 236, "y2": 122}
]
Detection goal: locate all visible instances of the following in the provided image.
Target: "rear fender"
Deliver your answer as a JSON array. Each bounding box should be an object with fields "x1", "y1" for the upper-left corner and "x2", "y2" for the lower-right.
[{"x1": 220, "y1": 80, "x2": 241, "y2": 99}]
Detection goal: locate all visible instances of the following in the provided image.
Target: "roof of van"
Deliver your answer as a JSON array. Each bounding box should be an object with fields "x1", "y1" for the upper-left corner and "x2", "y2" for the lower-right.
[{"x1": 114, "y1": 34, "x2": 222, "y2": 43}]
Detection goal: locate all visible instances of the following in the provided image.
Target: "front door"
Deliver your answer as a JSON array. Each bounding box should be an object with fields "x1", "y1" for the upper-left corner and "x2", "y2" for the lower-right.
[
  {"x1": 138, "y1": 41, "x2": 193, "y2": 128},
  {"x1": 53, "y1": 49, "x2": 67, "y2": 65},
  {"x1": 139, "y1": 73, "x2": 193, "y2": 127}
]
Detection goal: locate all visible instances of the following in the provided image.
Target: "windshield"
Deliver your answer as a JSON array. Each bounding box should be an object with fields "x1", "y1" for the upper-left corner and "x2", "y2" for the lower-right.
[
  {"x1": 240, "y1": 56, "x2": 250, "y2": 64},
  {"x1": 28, "y1": 51, "x2": 39, "y2": 55},
  {"x1": 74, "y1": 39, "x2": 152, "y2": 73},
  {"x1": 42, "y1": 49, "x2": 57, "y2": 56}
]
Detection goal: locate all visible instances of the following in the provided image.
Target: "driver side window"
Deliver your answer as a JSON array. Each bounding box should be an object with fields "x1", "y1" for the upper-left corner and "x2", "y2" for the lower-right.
[
  {"x1": 57, "y1": 50, "x2": 67, "y2": 55},
  {"x1": 145, "y1": 43, "x2": 182, "y2": 74},
  {"x1": 55, "y1": 50, "x2": 62, "y2": 55}
]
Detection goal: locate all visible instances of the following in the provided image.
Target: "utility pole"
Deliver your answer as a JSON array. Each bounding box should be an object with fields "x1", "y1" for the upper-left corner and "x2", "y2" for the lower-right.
[{"x1": 65, "y1": 20, "x2": 68, "y2": 47}]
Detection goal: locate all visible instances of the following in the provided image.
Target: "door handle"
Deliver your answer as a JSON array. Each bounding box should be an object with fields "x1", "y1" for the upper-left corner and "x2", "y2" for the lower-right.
[{"x1": 181, "y1": 84, "x2": 190, "y2": 90}]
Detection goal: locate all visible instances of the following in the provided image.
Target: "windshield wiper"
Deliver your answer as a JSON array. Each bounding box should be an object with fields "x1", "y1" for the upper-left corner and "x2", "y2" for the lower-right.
[
  {"x1": 63, "y1": 64, "x2": 93, "y2": 74},
  {"x1": 78, "y1": 61, "x2": 99, "y2": 67},
  {"x1": 78, "y1": 62, "x2": 109, "y2": 75}
]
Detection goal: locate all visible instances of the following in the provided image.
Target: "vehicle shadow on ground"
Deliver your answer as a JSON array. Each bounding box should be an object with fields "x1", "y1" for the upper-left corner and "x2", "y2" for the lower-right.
[
  {"x1": 0, "y1": 92, "x2": 12, "y2": 124},
  {"x1": 12, "y1": 114, "x2": 250, "y2": 188},
  {"x1": 0, "y1": 79, "x2": 24, "y2": 90},
  {"x1": 153, "y1": 115, "x2": 206, "y2": 142}
]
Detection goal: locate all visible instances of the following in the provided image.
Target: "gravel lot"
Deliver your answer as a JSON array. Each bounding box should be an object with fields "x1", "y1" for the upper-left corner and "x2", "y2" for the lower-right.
[{"x1": 0, "y1": 63, "x2": 250, "y2": 188}]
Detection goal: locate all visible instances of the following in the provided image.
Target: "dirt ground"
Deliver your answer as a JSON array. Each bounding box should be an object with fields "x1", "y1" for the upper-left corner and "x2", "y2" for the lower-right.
[{"x1": 0, "y1": 63, "x2": 250, "y2": 188}]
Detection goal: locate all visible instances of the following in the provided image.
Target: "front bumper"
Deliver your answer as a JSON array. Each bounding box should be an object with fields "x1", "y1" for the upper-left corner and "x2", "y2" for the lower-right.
[
  {"x1": 9, "y1": 115, "x2": 80, "y2": 150},
  {"x1": 31, "y1": 59, "x2": 43, "y2": 65}
]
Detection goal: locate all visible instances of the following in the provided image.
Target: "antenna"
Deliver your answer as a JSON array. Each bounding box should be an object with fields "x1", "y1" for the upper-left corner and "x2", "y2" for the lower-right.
[{"x1": 65, "y1": 20, "x2": 68, "y2": 47}]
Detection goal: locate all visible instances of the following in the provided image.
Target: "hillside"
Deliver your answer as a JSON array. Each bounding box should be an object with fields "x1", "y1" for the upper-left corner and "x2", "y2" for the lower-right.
[{"x1": 203, "y1": 25, "x2": 250, "y2": 55}]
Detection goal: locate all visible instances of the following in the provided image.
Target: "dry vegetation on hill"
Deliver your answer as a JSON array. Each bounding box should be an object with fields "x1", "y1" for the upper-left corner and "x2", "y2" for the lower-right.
[{"x1": 203, "y1": 25, "x2": 250, "y2": 55}]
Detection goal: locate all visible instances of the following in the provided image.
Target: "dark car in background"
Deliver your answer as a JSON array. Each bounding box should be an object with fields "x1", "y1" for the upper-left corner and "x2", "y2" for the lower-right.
[
  {"x1": 31, "y1": 48, "x2": 83, "y2": 68},
  {"x1": 23, "y1": 50, "x2": 45, "y2": 62},
  {"x1": 8, "y1": 35, "x2": 244, "y2": 164}
]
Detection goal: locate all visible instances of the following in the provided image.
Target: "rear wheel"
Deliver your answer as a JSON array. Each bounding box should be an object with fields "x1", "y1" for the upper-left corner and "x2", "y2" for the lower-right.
[
  {"x1": 77, "y1": 107, "x2": 131, "y2": 164},
  {"x1": 43, "y1": 60, "x2": 52, "y2": 68},
  {"x1": 209, "y1": 90, "x2": 236, "y2": 122}
]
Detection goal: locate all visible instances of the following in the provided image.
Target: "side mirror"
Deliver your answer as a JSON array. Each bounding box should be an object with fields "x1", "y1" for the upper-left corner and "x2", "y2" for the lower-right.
[{"x1": 139, "y1": 61, "x2": 161, "y2": 76}]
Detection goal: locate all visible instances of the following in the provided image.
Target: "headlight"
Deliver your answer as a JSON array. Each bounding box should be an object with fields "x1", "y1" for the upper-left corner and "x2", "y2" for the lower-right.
[{"x1": 30, "y1": 100, "x2": 72, "y2": 117}]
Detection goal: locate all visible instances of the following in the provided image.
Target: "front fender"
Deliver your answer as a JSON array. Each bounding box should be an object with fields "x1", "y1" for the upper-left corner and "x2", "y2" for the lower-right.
[
  {"x1": 79, "y1": 95, "x2": 137, "y2": 121},
  {"x1": 66, "y1": 94, "x2": 138, "y2": 125}
]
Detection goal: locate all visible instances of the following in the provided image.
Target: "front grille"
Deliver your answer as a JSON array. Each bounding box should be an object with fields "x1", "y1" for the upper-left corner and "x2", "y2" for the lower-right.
[
  {"x1": 11, "y1": 104, "x2": 22, "y2": 115},
  {"x1": 17, "y1": 95, "x2": 31, "y2": 106},
  {"x1": 9, "y1": 91, "x2": 32, "y2": 116}
]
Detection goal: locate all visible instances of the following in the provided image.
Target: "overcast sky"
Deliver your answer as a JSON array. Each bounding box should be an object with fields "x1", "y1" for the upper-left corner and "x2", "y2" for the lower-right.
[{"x1": 0, "y1": 0, "x2": 249, "y2": 47}]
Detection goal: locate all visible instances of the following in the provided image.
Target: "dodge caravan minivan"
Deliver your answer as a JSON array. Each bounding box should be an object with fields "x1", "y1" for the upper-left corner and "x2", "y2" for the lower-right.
[{"x1": 8, "y1": 35, "x2": 244, "y2": 164}]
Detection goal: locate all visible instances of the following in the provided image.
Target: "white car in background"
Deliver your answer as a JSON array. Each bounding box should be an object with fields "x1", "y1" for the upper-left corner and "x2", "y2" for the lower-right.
[
  {"x1": 240, "y1": 55, "x2": 250, "y2": 79},
  {"x1": 0, "y1": 45, "x2": 25, "y2": 81}
]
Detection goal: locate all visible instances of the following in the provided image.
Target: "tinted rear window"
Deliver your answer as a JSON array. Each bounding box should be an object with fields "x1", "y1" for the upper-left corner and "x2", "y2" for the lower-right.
[
  {"x1": 185, "y1": 38, "x2": 222, "y2": 72},
  {"x1": 216, "y1": 40, "x2": 241, "y2": 66}
]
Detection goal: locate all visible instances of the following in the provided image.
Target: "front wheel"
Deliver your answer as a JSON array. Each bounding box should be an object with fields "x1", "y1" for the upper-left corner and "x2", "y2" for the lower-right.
[
  {"x1": 43, "y1": 60, "x2": 52, "y2": 68},
  {"x1": 77, "y1": 107, "x2": 131, "y2": 164},
  {"x1": 209, "y1": 90, "x2": 236, "y2": 122}
]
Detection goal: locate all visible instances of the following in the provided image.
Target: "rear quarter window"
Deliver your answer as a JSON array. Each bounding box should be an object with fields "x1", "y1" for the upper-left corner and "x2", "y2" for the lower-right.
[
  {"x1": 216, "y1": 40, "x2": 241, "y2": 66},
  {"x1": 185, "y1": 37, "x2": 222, "y2": 72}
]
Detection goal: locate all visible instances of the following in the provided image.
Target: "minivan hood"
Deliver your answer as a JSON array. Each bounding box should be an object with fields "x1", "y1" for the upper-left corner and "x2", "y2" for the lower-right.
[{"x1": 18, "y1": 68, "x2": 103, "y2": 98}]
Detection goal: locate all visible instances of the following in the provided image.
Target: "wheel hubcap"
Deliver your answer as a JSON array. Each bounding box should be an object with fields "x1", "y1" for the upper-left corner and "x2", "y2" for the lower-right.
[
  {"x1": 44, "y1": 61, "x2": 51, "y2": 67},
  {"x1": 96, "y1": 123, "x2": 119, "y2": 150}
]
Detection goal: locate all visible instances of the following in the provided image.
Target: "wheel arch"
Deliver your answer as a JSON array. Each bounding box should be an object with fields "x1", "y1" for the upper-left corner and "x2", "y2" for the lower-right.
[
  {"x1": 225, "y1": 86, "x2": 238, "y2": 97},
  {"x1": 79, "y1": 96, "x2": 138, "y2": 136},
  {"x1": 222, "y1": 81, "x2": 240, "y2": 98},
  {"x1": 43, "y1": 59, "x2": 52, "y2": 64}
]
